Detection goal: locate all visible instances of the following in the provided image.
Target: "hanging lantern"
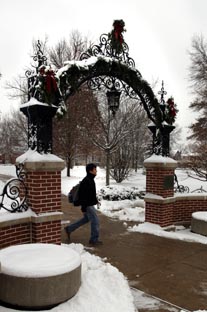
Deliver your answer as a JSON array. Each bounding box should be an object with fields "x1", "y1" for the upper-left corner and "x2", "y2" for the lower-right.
[{"x1": 106, "y1": 89, "x2": 121, "y2": 116}]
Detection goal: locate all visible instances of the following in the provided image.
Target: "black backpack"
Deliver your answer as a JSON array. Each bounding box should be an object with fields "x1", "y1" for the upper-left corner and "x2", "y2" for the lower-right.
[{"x1": 68, "y1": 183, "x2": 81, "y2": 206}]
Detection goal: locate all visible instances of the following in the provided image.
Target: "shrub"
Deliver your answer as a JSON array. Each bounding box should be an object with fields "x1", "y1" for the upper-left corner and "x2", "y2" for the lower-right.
[{"x1": 98, "y1": 186, "x2": 145, "y2": 201}]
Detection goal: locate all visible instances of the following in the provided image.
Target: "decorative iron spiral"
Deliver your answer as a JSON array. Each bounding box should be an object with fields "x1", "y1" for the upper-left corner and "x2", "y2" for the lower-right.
[
  {"x1": 0, "y1": 179, "x2": 28, "y2": 213},
  {"x1": 0, "y1": 164, "x2": 28, "y2": 213}
]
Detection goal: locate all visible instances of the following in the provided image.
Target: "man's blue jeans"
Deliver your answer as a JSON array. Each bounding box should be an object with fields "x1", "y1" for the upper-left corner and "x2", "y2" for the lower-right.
[{"x1": 66, "y1": 206, "x2": 99, "y2": 242}]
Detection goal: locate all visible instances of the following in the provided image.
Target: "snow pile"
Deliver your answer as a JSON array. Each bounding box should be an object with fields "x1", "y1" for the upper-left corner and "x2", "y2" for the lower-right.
[
  {"x1": 66, "y1": 244, "x2": 136, "y2": 312},
  {"x1": 100, "y1": 199, "x2": 145, "y2": 222},
  {"x1": 128, "y1": 222, "x2": 207, "y2": 245}
]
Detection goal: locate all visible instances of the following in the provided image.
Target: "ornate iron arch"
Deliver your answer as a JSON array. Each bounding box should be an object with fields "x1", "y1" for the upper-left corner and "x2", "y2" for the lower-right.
[
  {"x1": 57, "y1": 21, "x2": 163, "y2": 127},
  {"x1": 23, "y1": 20, "x2": 177, "y2": 156},
  {"x1": 57, "y1": 57, "x2": 162, "y2": 126}
]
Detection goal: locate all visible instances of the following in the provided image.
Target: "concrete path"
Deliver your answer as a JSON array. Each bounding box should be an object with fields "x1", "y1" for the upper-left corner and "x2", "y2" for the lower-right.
[{"x1": 64, "y1": 196, "x2": 207, "y2": 311}]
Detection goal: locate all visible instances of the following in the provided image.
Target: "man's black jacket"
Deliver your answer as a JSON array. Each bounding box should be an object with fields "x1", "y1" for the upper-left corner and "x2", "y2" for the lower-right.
[{"x1": 79, "y1": 172, "x2": 98, "y2": 212}]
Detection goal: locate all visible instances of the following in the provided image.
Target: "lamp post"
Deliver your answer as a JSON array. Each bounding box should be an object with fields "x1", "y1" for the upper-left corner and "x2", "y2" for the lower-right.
[
  {"x1": 21, "y1": 41, "x2": 60, "y2": 154},
  {"x1": 148, "y1": 81, "x2": 175, "y2": 156},
  {"x1": 104, "y1": 88, "x2": 121, "y2": 185},
  {"x1": 106, "y1": 88, "x2": 121, "y2": 116}
]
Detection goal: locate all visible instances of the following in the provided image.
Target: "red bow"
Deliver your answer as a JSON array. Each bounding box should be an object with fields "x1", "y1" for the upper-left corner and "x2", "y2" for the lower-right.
[
  {"x1": 114, "y1": 23, "x2": 124, "y2": 44},
  {"x1": 45, "y1": 70, "x2": 58, "y2": 93},
  {"x1": 39, "y1": 67, "x2": 58, "y2": 93}
]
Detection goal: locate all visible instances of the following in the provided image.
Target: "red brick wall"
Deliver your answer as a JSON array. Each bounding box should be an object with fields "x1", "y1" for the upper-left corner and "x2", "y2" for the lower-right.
[
  {"x1": 0, "y1": 166, "x2": 63, "y2": 249},
  {"x1": 145, "y1": 202, "x2": 174, "y2": 227},
  {"x1": 32, "y1": 220, "x2": 61, "y2": 244},
  {"x1": 173, "y1": 198, "x2": 207, "y2": 223},
  {"x1": 26, "y1": 171, "x2": 62, "y2": 214},
  {"x1": 0, "y1": 223, "x2": 30, "y2": 249},
  {"x1": 144, "y1": 161, "x2": 207, "y2": 227},
  {"x1": 146, "y1": 168, "x2": 174, "y2": 198},
  {"x1": 0, "y1": 219, "x2": 62, "y2": 249},
  {"x1": 145, "y1": 197, "x2": 207, "y2": 227}
]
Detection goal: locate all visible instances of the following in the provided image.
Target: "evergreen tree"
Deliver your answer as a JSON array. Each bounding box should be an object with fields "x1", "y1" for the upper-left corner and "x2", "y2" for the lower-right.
[{"x1": 188, "y1": 35, "x2": 207, "y2": 181}]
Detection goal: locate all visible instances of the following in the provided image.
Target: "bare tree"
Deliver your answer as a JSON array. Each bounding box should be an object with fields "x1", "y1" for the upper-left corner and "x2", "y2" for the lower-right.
[
  {"x1": 0, "y1": 111, "x2": 27, "y2": 162},
  {"x1": 48, "y1": 31, "x2": 90, "y2": 69},
  {"x1": 5, "y1": 37, "x2": 49, "y2": 103},
  {"x1": 189, "y1": 35, "x2": 207, "y2": 95},
  {"x1": 110, "y1": 100, "x2": 149, "y2": 182},
  {"x1": 5, "y1": 75, "x2": 28, "y2": 103},
  {"x1": 186, "y1": 143, "x2": 207, "y2": 181},
  {"x1": 81, "y1": 91, "x2": 149, "y2": 185},
  {"x1": 4, "y1": 32, "x2": 100, "y2": 175},
  {"x1": 48, "y1": 32, "x2": 99, "y2": 176},
  {"x1": 127, "y1": 103, "x2": 149, "y2": 171},
  {"x1": 110, "y1": 143, "x2": 132, "y2": 183},
  {"x1": 53, "y1": 86, "x2": 99, "y2": 176},
  {"x1": 169, "y1": 123, "x2": 182, "y2": 156}
]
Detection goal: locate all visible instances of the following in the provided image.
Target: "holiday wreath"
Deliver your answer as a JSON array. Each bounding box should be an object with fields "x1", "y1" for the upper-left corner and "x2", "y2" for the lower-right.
[
  {"x1": 164, "y1": 97, "x2": 178, "y2": 125},
  {"x1": 108, "y1": 19, "x2": 126, "y2": 54}
]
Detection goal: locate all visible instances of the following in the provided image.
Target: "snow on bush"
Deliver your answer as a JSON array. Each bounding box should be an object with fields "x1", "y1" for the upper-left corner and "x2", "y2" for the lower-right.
[{"x1": 98, "y1": 186, "x2": 145, "y2": 201}]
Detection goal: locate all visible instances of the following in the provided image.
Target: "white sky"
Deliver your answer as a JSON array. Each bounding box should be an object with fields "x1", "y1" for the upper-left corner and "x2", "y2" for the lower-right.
[{"x1": 1, "y1": 0, "x2": 207, "y2": 141}]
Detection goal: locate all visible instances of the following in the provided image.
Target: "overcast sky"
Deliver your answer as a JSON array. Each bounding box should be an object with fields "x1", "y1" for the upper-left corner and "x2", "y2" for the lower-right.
[{"x1": 1, "y1": 0, "x2": 207, "y2": 141}]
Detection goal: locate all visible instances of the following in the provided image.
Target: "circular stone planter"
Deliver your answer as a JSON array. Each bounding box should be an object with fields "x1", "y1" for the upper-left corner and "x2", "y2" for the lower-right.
[
  {"x1": 191, "y1": 212, "x2": 207, "y2": 236},
  {"x1": 0, "y1": 243, "x2": 81, "y2": 309}
]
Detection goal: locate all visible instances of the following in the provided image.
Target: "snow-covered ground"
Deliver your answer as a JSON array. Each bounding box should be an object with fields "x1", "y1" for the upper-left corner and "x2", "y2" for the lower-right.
[{"x1": 0, "y1": 164, "x2": 207, "y2": 312}]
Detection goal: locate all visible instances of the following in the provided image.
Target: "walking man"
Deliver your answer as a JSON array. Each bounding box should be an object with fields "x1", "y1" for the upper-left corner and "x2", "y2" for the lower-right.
[{"x1": 65, "y1": 163, "x2": 102, "y2": 246}]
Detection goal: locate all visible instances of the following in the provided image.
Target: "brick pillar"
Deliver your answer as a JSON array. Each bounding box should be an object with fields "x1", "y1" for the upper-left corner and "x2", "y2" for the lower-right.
[
  {"x1": 18, "y1": 157, "x2": 65, "y2": 244},
  {"x1": 144, "y1": 156, "x2": 177, "y2": 227}
]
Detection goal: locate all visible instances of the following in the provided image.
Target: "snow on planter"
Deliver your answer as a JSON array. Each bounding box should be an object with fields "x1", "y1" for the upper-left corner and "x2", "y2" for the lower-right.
[
  {"x1": 0, "y1": 243, "x2": 81, "y2": 308},
  {"x1": 191, "y1": 212, "x2": 207, "y2": 237}
]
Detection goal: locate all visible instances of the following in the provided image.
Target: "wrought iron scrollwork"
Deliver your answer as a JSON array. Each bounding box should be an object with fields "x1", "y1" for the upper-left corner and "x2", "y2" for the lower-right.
[
  {"x1": 0, "y1": 164, "x2": 28, "y2": 213},
  {"x1": 22, "y1": 40, "x2": 60, "y2": 154},
  {"x1": 81, "y1": 33, "x2": 136, "y2": 68},
  {"x1": 25, "y1": 40, "x2": 61, "y2": 106},
  {"x1": 148, "y1": 123, "x2": 175, "y2": 157},
  {"x1": 25, "y1": 40, "x2": 48, "y2": 102},
  {"x1": 174, "y1": 174, "x2": 190, "y2": 193},
  {"x1": 158, "y1": 80, "x2": 167, "y2": 122},
  {"x1": 86, "y1": 74, "x2": 138, "y2": 99},
  {"x1": 80, "y1": 31, "x2": 141, "y2": 99},
  {"x1": 33, "y1": 40, "x2": 47, "y2": 68}
]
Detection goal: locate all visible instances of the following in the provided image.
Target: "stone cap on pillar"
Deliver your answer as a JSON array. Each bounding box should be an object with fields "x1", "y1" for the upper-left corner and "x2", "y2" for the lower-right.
[
  {"x1": 16, "y1": 150, "x2": 65, "y2": 171},
  {"x1": 144, "y1": 154, "x2": 177, "y2": 169}
]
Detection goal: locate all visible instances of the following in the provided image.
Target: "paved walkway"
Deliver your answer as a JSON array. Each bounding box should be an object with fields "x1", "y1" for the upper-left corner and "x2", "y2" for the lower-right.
[{"x1": 61, "y1": 195, "x2": 207, "y2": 312}]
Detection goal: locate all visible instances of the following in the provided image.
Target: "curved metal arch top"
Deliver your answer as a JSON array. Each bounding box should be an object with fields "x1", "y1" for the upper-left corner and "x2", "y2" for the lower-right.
[
  {"x1": 24, "y1": 21, "x2": 176, "y2": 156},
  {"x1": 56, "y1": 22, "x2": 164, "y2": 126},
  {"x1": 57, "y1": 57, "x2": 162, "y2": 126}
]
